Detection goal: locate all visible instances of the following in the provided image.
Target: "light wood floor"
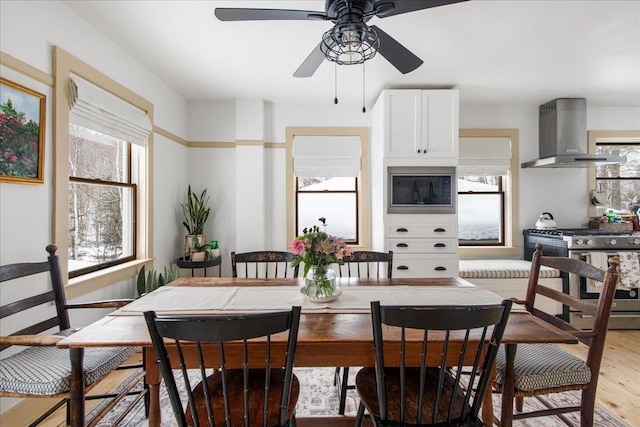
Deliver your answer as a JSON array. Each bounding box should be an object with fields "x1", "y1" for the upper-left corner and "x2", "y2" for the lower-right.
[{"x1": 4, "y1": 331, "x2": 639, "y2": 426}]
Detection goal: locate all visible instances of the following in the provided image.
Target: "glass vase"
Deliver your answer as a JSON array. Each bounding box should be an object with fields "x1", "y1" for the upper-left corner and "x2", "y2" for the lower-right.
[{"x1": 302, "y1": 265, "x2": 337, "y2": 299}]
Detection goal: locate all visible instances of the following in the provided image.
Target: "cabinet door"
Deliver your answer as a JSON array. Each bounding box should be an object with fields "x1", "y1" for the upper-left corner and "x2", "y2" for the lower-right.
[
  {"x1": 421, "y1": 91, "x2": 459, "y2": 158},
  {"x1": 385, "y1": 90, "x2": 422, "y2": 157}
]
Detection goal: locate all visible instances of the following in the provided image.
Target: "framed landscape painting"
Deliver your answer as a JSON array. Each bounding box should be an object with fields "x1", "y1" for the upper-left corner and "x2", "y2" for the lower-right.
[{"x1": 0, "y1": 77, "x2": 46, "y2": 184}]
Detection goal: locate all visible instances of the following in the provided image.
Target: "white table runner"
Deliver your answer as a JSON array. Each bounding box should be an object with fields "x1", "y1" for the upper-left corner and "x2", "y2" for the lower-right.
[{"x1": 115, "y1": 285, "x2": 506, "y2": 315}]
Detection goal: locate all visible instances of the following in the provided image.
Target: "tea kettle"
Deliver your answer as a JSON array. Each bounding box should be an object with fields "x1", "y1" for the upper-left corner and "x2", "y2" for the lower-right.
[{"x1": 536, "y1": 212, "x2": 557, "y2": 230}]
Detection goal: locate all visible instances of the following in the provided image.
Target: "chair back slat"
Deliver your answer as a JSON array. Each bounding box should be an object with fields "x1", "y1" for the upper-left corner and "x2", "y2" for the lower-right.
[
  {"x1": 231, "y1": 251, "x2": 299, "y2": 278},
  {"x1": 144, "y1": 307, "x2": 301, "y2": 427},
  {"x1": 365, "y1": 299, "x2": 512, "y2": 426},
  {"x1": 0, "y1": 245, "x2": 70, "y2": 354},
  {"x1": 338, "y1": 251, "x2": 393, "y2": 279}
]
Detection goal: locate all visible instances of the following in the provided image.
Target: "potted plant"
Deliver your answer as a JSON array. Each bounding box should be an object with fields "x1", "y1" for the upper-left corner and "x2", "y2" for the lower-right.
[
  {"x1": 182, "y1": 185, "x2": 212, "y2": 256},
  {"x1": 190, "y1": 237, "x2": 212, "y2": 262}
]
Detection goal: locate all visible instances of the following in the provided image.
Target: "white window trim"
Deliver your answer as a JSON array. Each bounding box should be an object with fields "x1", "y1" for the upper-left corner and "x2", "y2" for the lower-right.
[
  {"x1": 286, "y1": 127, "x2": 370, "y2": 250},
  {"x1": 53, "y1": 47, "x2": 154, "y2": 289},
  {"x1": 458, "y1": 129, "x2": 520, "y2": 258}
]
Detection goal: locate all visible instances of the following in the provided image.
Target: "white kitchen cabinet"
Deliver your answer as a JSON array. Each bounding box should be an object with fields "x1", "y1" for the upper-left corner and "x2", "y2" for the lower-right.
[
  {"x1": 382, "y1": 89, "x2": 459, "y2": 159},
  {"x1": 384, "y1": 216, "x2": 459, "y2": 277}
]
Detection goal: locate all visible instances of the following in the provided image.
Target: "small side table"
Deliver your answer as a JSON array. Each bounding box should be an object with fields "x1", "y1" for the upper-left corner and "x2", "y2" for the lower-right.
[{"x1": 176, "y1": 255, "x2": 222, "y2": 277}]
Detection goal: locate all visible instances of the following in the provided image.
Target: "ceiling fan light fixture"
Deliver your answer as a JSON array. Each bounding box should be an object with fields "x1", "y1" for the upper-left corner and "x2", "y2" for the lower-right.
[{"x1": 320, "y1": 24, "x2": 379, "y2": 66}]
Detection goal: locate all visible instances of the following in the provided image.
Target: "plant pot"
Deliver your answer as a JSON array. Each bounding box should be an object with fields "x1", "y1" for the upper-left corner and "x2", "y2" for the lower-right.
[
  {"x1": 211, "y1": 248, "x2": 220, "y2": 258},
  {"x1": 191, "y1": 251, "x2": 206, "y2": 262},
  {"x1": 184, "y1": 234, "x2": 206, "y2": 256}
]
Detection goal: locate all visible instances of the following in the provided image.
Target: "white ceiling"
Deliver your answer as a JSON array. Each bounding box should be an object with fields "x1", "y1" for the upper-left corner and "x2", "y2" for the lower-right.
[{"x1": 61, "y1": 0, "x2": 640, "y2": 109}]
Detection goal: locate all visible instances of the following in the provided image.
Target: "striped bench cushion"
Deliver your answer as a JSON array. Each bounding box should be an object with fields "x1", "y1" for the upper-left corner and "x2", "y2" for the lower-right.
[
  {"x1": 0, "y1": 330, "x2": 137, "y2": 396},
  {"x1": 459, "y1": 259, "x2": 560, "y2": 279},
  {"x1": 494, "y1": 344, "x2": 591, "y2": 392}
]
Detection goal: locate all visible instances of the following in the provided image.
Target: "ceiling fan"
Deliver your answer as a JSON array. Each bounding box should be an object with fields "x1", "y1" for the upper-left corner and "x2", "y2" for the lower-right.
[{"x1": 214, "y1": 0, "x2": 469, "y2": 78}]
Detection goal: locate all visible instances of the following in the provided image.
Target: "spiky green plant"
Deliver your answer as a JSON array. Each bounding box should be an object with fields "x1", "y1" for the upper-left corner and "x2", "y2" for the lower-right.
[
  {"x1": 181, "y1": 185, "x2": 211, "y2": 235},
  {"x1": 136, "y1": 264, "x2": 182, "y2": 297}
]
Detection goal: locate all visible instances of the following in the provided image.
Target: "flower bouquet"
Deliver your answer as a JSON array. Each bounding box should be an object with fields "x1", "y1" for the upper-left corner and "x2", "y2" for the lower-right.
[{"x1": 291, "y1": 217, "x2": 353, "y2": 299}]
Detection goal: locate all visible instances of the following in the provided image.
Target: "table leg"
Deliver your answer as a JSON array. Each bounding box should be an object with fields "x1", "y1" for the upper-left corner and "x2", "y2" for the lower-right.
[
  {"x1": 144, "y1": 347, "x2": 161, "y2": 427},
  {"x1": 69, "y1": 348, "x2": 85, "y2": 427},
  {"x1": 500, "y1": 343, "x2": 517, "y2": 427},
  {"x1": 481, "y1": 365, "x2": 496, "y2": 424}
]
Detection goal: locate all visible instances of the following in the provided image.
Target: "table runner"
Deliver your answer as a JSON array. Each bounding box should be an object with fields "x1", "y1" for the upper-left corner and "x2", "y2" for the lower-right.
[{"x1": 115, "y1": 285, "x2": 506, "y2": 315}]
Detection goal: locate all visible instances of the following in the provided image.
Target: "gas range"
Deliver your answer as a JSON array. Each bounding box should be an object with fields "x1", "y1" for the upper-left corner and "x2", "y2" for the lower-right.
[{"x1": 523, "y1": 228, "x2": 640, "y2": 250}]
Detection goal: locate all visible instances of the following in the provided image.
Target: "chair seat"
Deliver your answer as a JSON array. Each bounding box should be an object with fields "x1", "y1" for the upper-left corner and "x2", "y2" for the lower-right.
[
  {"x1": 495, "y1": 344, "x2": 591, "y2": 392},
  {"x1": 185, "y1": 368, "x2": 300, "y2": 426},
  {"x1": 356, "y1": 366, "x2": 471, "y2": 425},
  {"x1": 0, "y1": 330, "x2": 137, "y2": 396}
]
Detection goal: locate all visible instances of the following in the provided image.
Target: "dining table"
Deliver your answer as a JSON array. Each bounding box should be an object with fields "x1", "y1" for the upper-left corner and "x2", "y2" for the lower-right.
[{"x1": 57, "y1": 276, "x2": 578, "y2": 427}]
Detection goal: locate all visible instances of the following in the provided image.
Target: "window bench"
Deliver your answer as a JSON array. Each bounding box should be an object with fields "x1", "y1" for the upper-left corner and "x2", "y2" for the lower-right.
[{"x1": 459, "y1": 259, "x2": 564, "y2": 315}]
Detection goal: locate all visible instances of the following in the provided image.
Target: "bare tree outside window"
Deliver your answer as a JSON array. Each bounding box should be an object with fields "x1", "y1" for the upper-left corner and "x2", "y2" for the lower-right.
[{"x1": 68, "y1": 124, "x2": 135, "y2": 276}]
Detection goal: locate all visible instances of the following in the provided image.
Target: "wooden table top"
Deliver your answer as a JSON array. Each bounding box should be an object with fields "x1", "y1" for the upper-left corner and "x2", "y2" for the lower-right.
[{"x1": 58, "y1": 277, "x2": 578, "y2": 364}]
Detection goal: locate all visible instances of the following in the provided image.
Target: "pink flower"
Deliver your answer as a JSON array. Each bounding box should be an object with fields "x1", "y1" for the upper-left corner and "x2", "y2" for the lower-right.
[
  {"x1": 9, "y1": 155, "x2": 17, "y2": 163},
  {"x1": 3, "y1": 152, "x2": 10, "y2": 159},
  {"x1": 291, "y1": 239, "x2": 306, "y2": 255}
]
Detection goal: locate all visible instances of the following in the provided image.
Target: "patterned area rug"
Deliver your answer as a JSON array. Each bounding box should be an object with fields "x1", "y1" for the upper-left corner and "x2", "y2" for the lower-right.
[{"x1": 92, "y1": 367, "x2": 629, "y2": 426}]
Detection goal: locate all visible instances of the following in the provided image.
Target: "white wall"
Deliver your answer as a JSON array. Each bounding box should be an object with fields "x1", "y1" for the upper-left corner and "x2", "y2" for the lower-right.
[{"x1": 0, "y1": 2, "x2": 189, "y2": 413}]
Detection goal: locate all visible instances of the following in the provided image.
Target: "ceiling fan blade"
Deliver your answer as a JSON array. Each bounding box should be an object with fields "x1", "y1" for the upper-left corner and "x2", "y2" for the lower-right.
[
  {"x1": 293, "y1": 43, "x2": 326, "y2": 78},
  {"x1": 373, "y1": 0, "x2": 469, "y2": 18},
  {"x1": 372, "y1": 25, "x2": 423, "y2": 74},
  {"x1": 215, "y1": 8, "x2": 327, "y2": 21}
]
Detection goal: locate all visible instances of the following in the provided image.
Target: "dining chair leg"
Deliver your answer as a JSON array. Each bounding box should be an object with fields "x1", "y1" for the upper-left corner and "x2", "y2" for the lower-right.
[
  {"x1": 338, "y1": 366, "x2": 350, "y2": 414},
  {"x1": 515, "y1": 396, "x2": 523, "y2": 412},
  {"x1": 581, "y1": 388, "x2": 597, "y2": 427},
  {"x1": 354, "y1": 402, "x2": 366, "y2": 427},
  {"x1": 500, "y1": 343, "x2": 518, "y2": 427}
]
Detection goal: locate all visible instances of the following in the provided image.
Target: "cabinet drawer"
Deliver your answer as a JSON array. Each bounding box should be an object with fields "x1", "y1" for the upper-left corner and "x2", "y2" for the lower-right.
[
  {"x1": 393, "y1": 254, "x2": 458, "y2": 278},
  {"x1": 386, "y1": 223, "x2": 457, "y2": 238},
  {"x1": 387, "y1": 238, "x2": 458, "y2": 254}
]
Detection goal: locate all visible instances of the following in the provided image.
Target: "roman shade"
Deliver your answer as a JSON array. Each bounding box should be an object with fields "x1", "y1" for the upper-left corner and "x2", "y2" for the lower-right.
[
  {"x1": 459, "y1": 137, "x2": 512, "y2": 176},
  {"x1": 293, "y1": 136, "x2": 361, "y2": 177},
  {"x1": 69, "y1": 74, "x2": 152, "y2": 146}
]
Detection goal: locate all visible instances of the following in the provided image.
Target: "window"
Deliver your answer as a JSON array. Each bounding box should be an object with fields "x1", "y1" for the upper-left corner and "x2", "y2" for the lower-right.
[
  {"x1": 54, "y1": 47, "x2": 153, "y2": 282},
  {"x1": 594, "y1": 142, "x2": 640, "y2": 215},
  {"x1": 296, "y1": 177, "x2": 358, "y2": 242},
  {"x1": 286, "y1": 128, "x2": 370, "y2": 249},
  {"x1": 68, "y1": 125, "x2": 137, "y2": 276},
  {"x1": 458, "y1": 130, "x2": 519, "y2": 256},
  {"x1": 458, "y1": 175, "x2": 505, "y2": 245}
]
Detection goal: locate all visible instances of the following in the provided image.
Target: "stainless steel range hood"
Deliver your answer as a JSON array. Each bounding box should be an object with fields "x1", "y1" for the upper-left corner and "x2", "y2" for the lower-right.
[{"x1": 521, "y1": 98, "x2": 626, "y2": 168}]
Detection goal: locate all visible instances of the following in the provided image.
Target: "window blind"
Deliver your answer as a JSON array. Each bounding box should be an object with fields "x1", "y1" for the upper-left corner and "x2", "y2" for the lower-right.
[
  {"x1": 69, "y1": 74, "x2": 152, "y2": 146},
  {"x1": 293, "y1": 136, "x2": 361, "y2": 177},
  {"x1": 459, "y1": 137, "x2": 512, "y2": 176}
]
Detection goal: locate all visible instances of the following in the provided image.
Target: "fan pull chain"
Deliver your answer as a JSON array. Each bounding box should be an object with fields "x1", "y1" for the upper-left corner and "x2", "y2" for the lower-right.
[
  {"x1": 334, "y1": 62, "x2": 339, "y2": 105},
  {"x1": 362, "y1": 61, "x2": 366, "y2": 113}
]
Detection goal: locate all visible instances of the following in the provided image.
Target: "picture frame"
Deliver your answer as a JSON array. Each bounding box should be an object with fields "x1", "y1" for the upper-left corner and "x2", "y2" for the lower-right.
[{"x1": 0, "y1": 77, "x2": 46, "y2": 184}]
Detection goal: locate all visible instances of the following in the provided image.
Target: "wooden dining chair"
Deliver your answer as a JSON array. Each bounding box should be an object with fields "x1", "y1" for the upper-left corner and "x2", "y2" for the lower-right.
[
  {"x1": 231, "y1": 251, "x2": 299, "y2": 278},
  {"x1": 0, "y1": 245, "x2": 145, "y2": 426},
  {"x1": 493, "y1": 243, "x2": 620, "y2": 426},
  {"x1": 354, "y1": 299, "x2": 512, "y2": 427},
  {"x1": 334, "y1": 250, "x2": 393, "y2": 414},
  {"x1": 144, "y1": 306, "x2": 302, "y2": 427}
]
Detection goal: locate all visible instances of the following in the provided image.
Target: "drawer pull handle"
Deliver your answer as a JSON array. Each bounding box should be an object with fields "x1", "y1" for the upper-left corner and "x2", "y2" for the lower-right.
[
  {"x1": 434, "y1": 243, "x2": 446, "y2": 248},
  {"x1": 434, "y1": 228, "x2": 446, "y2": 233},
  {"x1": 397, "y1": 266, "x2": 409, "y2": 270},
  {"x1": 434, "y1": 266, "x2": 447, "y2": 271},
  {"x1": 396, "y1": 243, "x2": 408, "y2": 248},
  {"x1": 396, "y1": 228, "x2": 408, "y2": 233}
]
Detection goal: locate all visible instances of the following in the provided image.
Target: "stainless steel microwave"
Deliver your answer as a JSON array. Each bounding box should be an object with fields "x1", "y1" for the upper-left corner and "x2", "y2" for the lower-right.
[{"x1": 387, "y1": 166, "x2": 456, "y2": 214}]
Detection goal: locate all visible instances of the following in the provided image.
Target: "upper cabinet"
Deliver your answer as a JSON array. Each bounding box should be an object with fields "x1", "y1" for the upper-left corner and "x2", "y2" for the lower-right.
[{"x1": 377, "y1": 89, "x2": 459, "y2": 160}]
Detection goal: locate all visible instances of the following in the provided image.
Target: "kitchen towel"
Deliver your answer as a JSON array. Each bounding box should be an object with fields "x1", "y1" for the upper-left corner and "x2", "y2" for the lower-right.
[
  {"x1": 617, "y1": 252, "x2": 640, "y2": 289},
  {"x1": 586, "y1": 252, "x2": 609, "y2": 293}
]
